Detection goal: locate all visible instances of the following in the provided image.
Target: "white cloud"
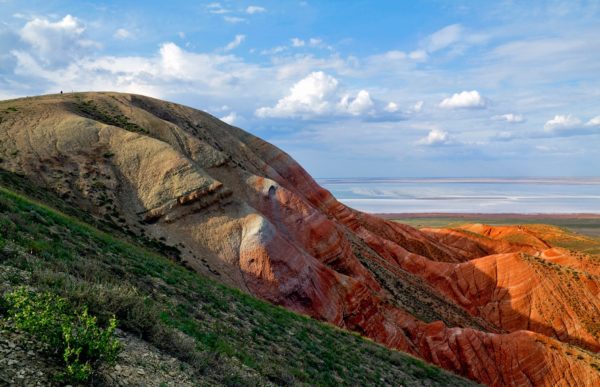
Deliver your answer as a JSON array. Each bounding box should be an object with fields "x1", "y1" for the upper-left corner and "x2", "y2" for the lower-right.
[
  {"x1": 272, "y1": 55, "x2": 349, "y2": 80},
  {"x1": 384, "y1": 102, "x2": 399, "y2": 113},
  {"x1": 424, "y1": 24, "x2": 462, "y2": 52},
  {"x1": 220, "y1": 111, "x2": 237, "y2": 124},
  {"x1": 586, "y1": 116, "x2": 600, "y2": 126},
  {"x1": 544, "y1": 114, "x2": 581, "y2": 131},
  {"x1": 246, "y1": 6, "x2": 266, "y2": 14},
  {"x1": 418, "y1": 129, "x2": 450, "y2": 145},
  {"x1": 114, "y1": 28, "x2": 132, "y2": 40},
  {"x1": 255, "y1": 71, "x2": 380, "y2": 118},
  {"x1": 541, "y1": 114, "x2": 600, "y2": 138},
  {"x1": 418, "y1": 23, "x2": 487, "y2": 58},
  {"x1": 492, "y1": 113, "x2": 524, "y2": 123},
  {"x1": 261, "y1": 37, "x2": 329, "y2": 56},
  {"x1": 224, "y1": 34, "x2": 245, "y2": 51},
  {"x1": 370, "y1": 50, "x2": 406, "y2": 62},
  {"x1": 18, "y1": 15, "x2": 98, "y2": 65},
  {"x1": 291, "y1": 38, "x2": 305, "y2": 47},
  {"x1": 364, "y1": 49, "x2": 427, "y2": 74},
  {"x1": 532, "y1": 114, "x2": 600, "y2": 138},
  {"x1": 224, "y1": 16, "x2": 245, "y2": 24},
  {"x1": 339, "y1": 90, "x2": 374, "y2": 116},
  {"x1": 384, "y1": 100, "x2": 422, "y2": 114},
  {"x1": 439, "y1": 90, "x2": 486, "y2": 109},
  {"x1": 256, "y1": 71, "x2": 339, "y2": 118},
  {"x1": 9, "y1": 40, "x2": 272, "y2": 101}
]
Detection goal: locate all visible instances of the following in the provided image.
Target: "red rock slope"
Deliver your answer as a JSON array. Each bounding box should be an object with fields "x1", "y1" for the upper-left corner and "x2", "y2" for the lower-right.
[{"x1": 1, "y1": 92, "x2": 598, "y2": 386}]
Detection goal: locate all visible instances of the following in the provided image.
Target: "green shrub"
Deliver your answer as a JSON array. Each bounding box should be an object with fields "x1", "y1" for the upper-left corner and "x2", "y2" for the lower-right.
[{"x1": 3, "y1": 288, "x2": 121, "y2": 382}]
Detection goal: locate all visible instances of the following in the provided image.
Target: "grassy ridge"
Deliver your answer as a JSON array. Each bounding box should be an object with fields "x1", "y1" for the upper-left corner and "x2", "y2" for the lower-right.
[{"x1": 0, "y1": 182, "x2": 474, "y2": 386}]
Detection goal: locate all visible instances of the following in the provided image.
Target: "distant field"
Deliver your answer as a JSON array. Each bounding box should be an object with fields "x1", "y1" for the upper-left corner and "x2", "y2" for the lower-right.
[{"x1": 381, "y1": 213, "x2": 600, "y2": 237}]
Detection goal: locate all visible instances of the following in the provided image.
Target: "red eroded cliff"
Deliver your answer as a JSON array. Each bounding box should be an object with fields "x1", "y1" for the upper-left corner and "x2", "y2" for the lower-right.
[{"x1": 237, "y1": 131, "x2": 600, "y2": 385}]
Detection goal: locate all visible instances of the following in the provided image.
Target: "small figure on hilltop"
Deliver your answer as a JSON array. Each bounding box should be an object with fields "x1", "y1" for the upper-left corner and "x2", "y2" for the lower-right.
[{"x1": 60, "y1": 91, "x2": 63, "y2": 94}]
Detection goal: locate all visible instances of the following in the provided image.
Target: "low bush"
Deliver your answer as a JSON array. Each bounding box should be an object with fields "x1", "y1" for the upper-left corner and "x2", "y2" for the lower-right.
[{"x1": 2, "y1": 288, "x2": 121, "y2": 383}]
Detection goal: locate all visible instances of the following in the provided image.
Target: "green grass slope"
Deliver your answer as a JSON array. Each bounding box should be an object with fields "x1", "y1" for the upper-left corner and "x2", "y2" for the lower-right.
[{"x1": 0, "y1": 176, "x2": 475, "y2": 386}]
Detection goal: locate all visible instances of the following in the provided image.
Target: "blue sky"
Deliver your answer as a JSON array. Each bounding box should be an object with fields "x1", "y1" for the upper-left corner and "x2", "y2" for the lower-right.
[{"x1": 1, "y1": 1, "x2": 599, "y2": 178}]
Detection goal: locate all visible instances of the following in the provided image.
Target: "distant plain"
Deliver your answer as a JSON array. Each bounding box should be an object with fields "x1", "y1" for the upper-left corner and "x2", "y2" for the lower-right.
[{"x1": 382, "y1": 213, "x2": 600, "y2": 238}]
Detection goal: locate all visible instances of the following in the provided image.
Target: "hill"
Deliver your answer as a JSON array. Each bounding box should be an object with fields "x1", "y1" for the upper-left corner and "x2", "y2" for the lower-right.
[
  {"x1": 0, "y1": 172, "x2": 471, "y2": 385},
  {"x1": 1, "y1": 92, "x2": 599, "y2": 385}
]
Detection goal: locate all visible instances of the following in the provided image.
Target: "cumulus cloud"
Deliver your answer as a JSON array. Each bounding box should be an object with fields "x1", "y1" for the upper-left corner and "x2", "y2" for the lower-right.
[
  {"x1": 384, "y1": 100, "x2": 423, "y2": 115},
  {"x1": 114, "y1": 28, "x2": 132, "y2": 40},
  {"x1": 492, "y1": 113, "x2": 524, "y2": 123},
  {"x1": 255, "y1": 71, "x2": 339, "y2": 118},
  {"x1": 418, "y1": 129, "x2": 450, "y2": 145},
  {"x1": 439, "y1": 90, "x2": 486, "y2": 109},
  {"x1": 541, "y1": 114, "x2": 600, "y2": 137},
  {"x1": 220, "y1": 111, "x2": 237, "y2": 124},
  {"x1": 224, "y1": 34, "x2": 245, "y2": 51},
  {"x1": 246, "y1": 6, "x2": 266, "y2": 14},
  {"x1": 496, "y1": 114, "x2": 600, "y2": 141},
  {"x1": 338, "y1": 90, "x2": 374, "y2": 116},
  {"x1": 384, "y1": 102, "x2": 399, "y2": 113},
  {"x1": 586, "y1": 115, "x2": 600, "y2": 126},
  {"x1": 544, "y1": 114, "x2": 581, "y2": 131},
  {"x1": 18, "y1": 15, "x2": 99, "y2": 66},
  {"x1": 255, "y1": 71, "x2": 382, "y2": 119}
]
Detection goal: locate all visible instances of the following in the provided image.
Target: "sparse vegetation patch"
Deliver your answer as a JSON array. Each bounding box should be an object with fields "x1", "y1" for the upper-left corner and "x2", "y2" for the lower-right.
[
  {"x1": 1, "y1": 288, "x2": 120, "y2": 383},
  {"x1": 74, "y1": 97, "x2": 149, "y2": 134}
]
